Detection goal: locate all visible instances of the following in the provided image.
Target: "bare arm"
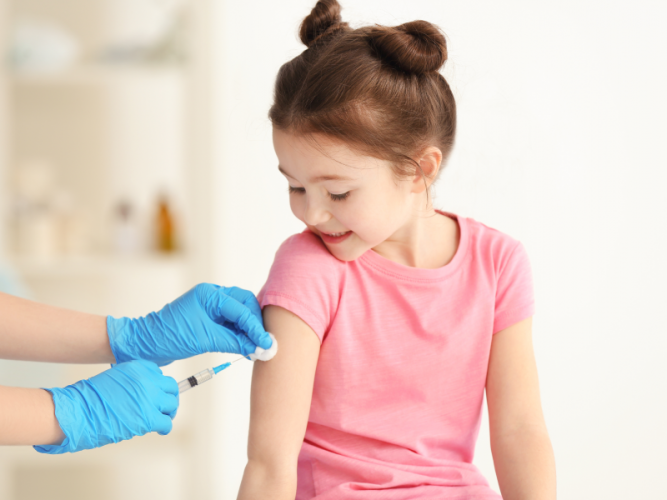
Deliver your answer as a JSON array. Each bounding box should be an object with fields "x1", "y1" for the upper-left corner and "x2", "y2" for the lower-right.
[
  {"x1": 487, "y1": 317, "x2": 557, "y2": 500},
  {"x1": 237, "y1": 305, "x2": 321, "y2": 500},
  {"x1": 0, "y1": 386, "x2": 64, "y2": 445},
  {"x1": 0, "y1": 292, "x2": 113, "y2": 364},
  {"x1": 0, "y1": 292, "x2": 106, "y2": 444}
]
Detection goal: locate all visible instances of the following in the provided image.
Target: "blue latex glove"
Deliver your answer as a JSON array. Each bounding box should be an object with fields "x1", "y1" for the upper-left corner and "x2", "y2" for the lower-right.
[
  {"x1": 107, "y1": 283, "x2": 272, "y2": 366},
  {"x1": 34, "y1": 360, "x2": 178, "y2": 454}
]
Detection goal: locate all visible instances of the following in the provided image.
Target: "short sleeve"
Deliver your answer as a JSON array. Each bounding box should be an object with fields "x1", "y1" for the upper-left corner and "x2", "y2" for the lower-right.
[
  {"x1": 257, "y1": 231, "x2": 345, "y2": 342},
  {"x1": 493, "y1": 241, "x2": 535, "y2": 334}
]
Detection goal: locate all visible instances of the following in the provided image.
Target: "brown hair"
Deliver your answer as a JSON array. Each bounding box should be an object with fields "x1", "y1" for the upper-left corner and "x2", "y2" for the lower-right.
[{"x1": 269, "y1": 0, "x2": 457, "y2": 181}]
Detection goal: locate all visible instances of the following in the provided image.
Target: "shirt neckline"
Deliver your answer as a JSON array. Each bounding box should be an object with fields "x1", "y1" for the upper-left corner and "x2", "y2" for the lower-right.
[{"x1": 358, "y1": 210, "x2": 468, "y2": 282}]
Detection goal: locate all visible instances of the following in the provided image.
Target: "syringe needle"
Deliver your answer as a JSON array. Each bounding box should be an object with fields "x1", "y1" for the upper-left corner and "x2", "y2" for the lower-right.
[
  {"x1": 178, "y1": 358, "x2": 245, "y2": 394},
  {"x1": 230, "y1": 356, "x2": 247, "y2": 364}
]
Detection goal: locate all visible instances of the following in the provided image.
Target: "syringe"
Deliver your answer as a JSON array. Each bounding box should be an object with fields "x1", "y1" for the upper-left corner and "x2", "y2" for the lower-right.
[
  {"x1": 177, "y1": 356, "x2": 245, "y2": 394},
  {"x1": 178, "y1": 333, "x2": 278, "y2": 394}
]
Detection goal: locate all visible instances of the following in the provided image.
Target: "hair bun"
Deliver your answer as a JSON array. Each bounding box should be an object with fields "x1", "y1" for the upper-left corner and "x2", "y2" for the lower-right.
[
  {"x1": 299, "y1": 0, "x2": 348, "y2": 47},
  {"x1": 368, "y1": 20, "x2": 448, "y2": 74}
]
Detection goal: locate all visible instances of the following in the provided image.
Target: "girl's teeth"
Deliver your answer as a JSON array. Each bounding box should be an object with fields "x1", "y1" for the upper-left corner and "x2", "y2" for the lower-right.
[{"x1": 328, "y1": 232, "x2": 347, "y2": 237}]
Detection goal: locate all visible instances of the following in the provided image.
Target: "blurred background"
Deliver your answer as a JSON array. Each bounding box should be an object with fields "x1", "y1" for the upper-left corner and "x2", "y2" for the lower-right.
[{"x1": 0, "y1": 1, "x2": 665, "y2": 499}]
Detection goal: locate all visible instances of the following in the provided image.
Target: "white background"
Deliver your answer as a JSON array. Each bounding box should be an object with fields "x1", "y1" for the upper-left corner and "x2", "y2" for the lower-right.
[{"x1": 203, "y1": 1, "x2": 667, "y2": 499}]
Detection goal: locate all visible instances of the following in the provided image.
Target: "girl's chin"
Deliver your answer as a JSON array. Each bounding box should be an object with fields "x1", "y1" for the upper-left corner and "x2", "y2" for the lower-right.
[
  {"x1": 325, "y1": 242, "x2": 368, "y2": 262},
  {"x1": 310, "y1": 228, "x2": 370, "y2": 261}
]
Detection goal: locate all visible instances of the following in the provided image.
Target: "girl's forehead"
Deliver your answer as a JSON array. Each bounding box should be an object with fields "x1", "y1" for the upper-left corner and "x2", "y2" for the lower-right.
[{"x1": 274, "y1": 129, "x2": 387, "y2": 178}]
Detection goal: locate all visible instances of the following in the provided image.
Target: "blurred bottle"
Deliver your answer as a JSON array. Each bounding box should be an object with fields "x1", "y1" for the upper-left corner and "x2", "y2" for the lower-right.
[
  {"x1": 16, "y1": 203, "x2": 58, "y2": 260},
  {"x1": 14, "y1": 161, "x2": 91, "y2": 260},
  {"x1": 155, "y1": 194, "x2": 176, "y2": 253},
  {"x1": 14, "y1": 160, "x2": 58, "y2": 260},
  {"x1": 113, "y1": 200, "x2": 140, "y2": 255}
]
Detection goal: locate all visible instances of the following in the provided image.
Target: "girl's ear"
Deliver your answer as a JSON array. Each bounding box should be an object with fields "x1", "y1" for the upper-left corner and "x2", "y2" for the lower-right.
[{"x1": 411, "y1": 147, "x2": 443, "y2": 193}]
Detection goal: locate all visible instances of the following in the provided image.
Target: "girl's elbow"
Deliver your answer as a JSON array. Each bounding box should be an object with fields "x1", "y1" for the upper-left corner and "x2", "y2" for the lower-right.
[
  {"x1": 240, "y1": 458, "x2": 298, "y2": 500},
  {"x1": 246, "y1": 456, "x2": 298, "y2": 485}
]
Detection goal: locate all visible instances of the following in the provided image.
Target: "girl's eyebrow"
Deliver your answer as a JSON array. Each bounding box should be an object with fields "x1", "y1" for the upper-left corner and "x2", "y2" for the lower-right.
[
  {"x1": 278, "y1": 164, "x2": 354, "y2": 182},
  {"x1": 278, "y1": 165, "x2": 295, "y2": 178}
]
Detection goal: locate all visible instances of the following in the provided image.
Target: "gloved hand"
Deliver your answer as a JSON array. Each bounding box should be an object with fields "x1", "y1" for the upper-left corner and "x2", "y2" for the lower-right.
[
  {"x1": 107, "y1": 283, "x2": 272, "y2": 366},
  {"x1": 34, "y1": 360, "x2": 178, "y2": 454}
]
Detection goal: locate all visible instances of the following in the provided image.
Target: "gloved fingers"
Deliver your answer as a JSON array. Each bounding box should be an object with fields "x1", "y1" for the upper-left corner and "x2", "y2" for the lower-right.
[
  {"x1": 157, "y1": 375, "x2": 179, "y2": 396},
  {"x1": 204, "y1": 288, "x2": 248, "y2": 324},
  {"x1": 132, "y1": 359, "x2": 162, "y2": 374},
  {"x1": 158, "y1": 392, "x2": 179, "y2": 417},
  {"x1": 154, "y1": 414, "x2": 174, "y2": 436},
  {"x1": 236, "y1": 307, "x2": 273, "y2": 350},
  {"x1": 235, "y1": 332, "x2": 263, "y2": 356},
  {"x1": 171, "y1": 388, "x2": 180, "y2": 419},
  {"x1": 207, "y1": 292, "x2": 272, "y2": 350},
  {"x1": 168, "y1": 391, "x2": 179, "y2": 419},
  {"x1": 222, "y1": 287, "x2": 263, "y2": 323}
]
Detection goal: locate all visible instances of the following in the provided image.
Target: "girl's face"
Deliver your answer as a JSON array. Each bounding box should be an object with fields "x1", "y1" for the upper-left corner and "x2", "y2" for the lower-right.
[{"x1": 273, "y1": 128, "x2": 424, "y2": 262}]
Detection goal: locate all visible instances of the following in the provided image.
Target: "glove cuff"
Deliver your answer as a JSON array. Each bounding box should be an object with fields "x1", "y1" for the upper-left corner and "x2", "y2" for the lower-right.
[
  {"x1": 107, "y1": 315, "x2": 136, "y2": 364},
  {"x1": 33, "y1": 388, "x2": 78, "y2": 454}
]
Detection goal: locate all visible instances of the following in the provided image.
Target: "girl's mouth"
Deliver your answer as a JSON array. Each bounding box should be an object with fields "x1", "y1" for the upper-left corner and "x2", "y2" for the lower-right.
[{"x1": 319, "y1": 230, "x2": 352, "y2": 244}]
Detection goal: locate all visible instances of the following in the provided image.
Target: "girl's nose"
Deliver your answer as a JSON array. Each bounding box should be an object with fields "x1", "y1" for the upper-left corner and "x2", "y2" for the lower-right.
[{"x1": 304, "y1": 198, "x2": 332, "y2": 227}]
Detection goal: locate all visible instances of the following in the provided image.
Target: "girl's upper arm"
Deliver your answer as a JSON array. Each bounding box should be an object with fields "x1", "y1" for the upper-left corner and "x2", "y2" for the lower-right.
[
  {"x1": 486, "y1": 317, "x2": 547, "y2": 438},
  {"x1": 247, "y1": 304, "x2": 321, "y2": 471}
]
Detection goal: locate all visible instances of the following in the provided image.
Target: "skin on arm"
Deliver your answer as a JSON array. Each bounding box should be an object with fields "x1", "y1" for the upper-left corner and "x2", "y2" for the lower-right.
[
  {"x1": 0, "y1": 386, "x2": 65, "y2": 445},
  {"x1": 0, "y1": 292, "x2": 113, "y2": 364},
  {"x1": 237, "y1": 305, "x2": 321, "y2": 500},
  {"x1": 0, "y1": 293, "x2": 111, "y2": 445},
  {"x1": 486, "y1": 317, "x2": 557, "y2": 500},
  {"x1": 0, "y1": 293, "x2": 110, "y2": 445}
]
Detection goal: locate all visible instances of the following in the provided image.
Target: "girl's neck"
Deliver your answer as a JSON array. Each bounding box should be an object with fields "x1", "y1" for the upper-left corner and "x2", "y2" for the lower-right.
[{"x1": 372, "y1": 204, "x2": 459, "y2": 269}]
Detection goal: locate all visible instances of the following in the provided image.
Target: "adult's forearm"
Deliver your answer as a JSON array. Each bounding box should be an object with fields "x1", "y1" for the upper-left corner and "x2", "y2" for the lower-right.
[
  {"x1": 0, "y1": 292, "x2": 114, "y2": 363},
  {"x1": 0, "y1": 385, "x2": 65, "y2": 446},
  {"x1": 491, "y1": 426, "x2": 557, "y2": 500},
  {"x1": 237, "y1": 460, "x2": 297, "y2": 500}
]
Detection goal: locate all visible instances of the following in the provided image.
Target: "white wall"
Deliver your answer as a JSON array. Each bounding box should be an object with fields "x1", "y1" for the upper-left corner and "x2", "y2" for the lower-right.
[
  {"x1": 208, "y1": 1, "x2": 667, "y2": 498},
  {"x1": 0, "y1": 2, "x2": 9, "y2": 261}
]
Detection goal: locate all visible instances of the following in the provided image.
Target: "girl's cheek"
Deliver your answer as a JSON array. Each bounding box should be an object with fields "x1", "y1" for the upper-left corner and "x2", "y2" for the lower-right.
[{"x1": 289, "y1": 196, "x2": 306, "y2": 223}]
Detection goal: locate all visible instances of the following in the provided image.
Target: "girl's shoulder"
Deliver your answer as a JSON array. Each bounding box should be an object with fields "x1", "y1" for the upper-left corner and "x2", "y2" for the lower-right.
[
  {"x1": 463, "y1": 215, "x2": 526, "y2": 255},
  {"x1": 263, "y1": 229, "x2": 346, "y2": 292},
  {"x1": 459, "y1": 214, "x2": 531, "y2": 279},
  {"x1": 260, "y1": 230, "x2": 345, "y2": 341}
]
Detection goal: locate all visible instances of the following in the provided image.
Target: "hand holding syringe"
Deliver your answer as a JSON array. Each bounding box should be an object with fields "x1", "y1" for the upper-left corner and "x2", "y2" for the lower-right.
[{"x1": 178, "y1": 333, "x2": 278, "y2": 394}]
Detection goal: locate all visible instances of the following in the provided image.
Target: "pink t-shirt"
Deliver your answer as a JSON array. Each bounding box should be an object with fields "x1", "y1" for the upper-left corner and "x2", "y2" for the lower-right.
[{"x1": 258, "y1": 211, "x2": 534, "y2": 499}]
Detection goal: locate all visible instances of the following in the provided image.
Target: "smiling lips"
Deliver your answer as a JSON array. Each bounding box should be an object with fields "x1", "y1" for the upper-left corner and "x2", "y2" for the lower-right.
[{"x1": 319, "y1": 230, "x2": 352, "y2": 244}]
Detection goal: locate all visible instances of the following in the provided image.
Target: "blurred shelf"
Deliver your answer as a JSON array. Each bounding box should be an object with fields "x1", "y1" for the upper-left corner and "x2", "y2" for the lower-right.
[
  {"x1": 10, "y1": 254, "x2": 188, "y2": 278},
  {"x1": 7, "y1": 64, "x2": 185, "y2": 86},
  {"x1": 0, "y1": 1, "x2": 213, "y2": 498}
]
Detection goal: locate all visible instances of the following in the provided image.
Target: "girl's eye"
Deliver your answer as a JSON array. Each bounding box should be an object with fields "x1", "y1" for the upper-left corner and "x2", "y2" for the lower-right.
[
  {"x1": 329, "y1": 191, "x2": 350, "y2": 202},
  {"x1": 288, "y1": 186, "x2": 305, "y2": 194}
]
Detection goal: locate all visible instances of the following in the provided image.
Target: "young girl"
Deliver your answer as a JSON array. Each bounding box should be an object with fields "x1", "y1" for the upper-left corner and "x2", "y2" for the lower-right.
[{"x1": 238, "y1": 1, "x2": 556, "y2": 498}]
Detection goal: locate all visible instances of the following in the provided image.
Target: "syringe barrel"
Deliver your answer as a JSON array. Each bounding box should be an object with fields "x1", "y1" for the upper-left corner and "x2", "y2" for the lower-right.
[
  {"x1": 178, "y1": 378, "x2": 193, "y2": 394},
  {"x1": 177, "y1": 368, "x2": 215, "y2": 394}
]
